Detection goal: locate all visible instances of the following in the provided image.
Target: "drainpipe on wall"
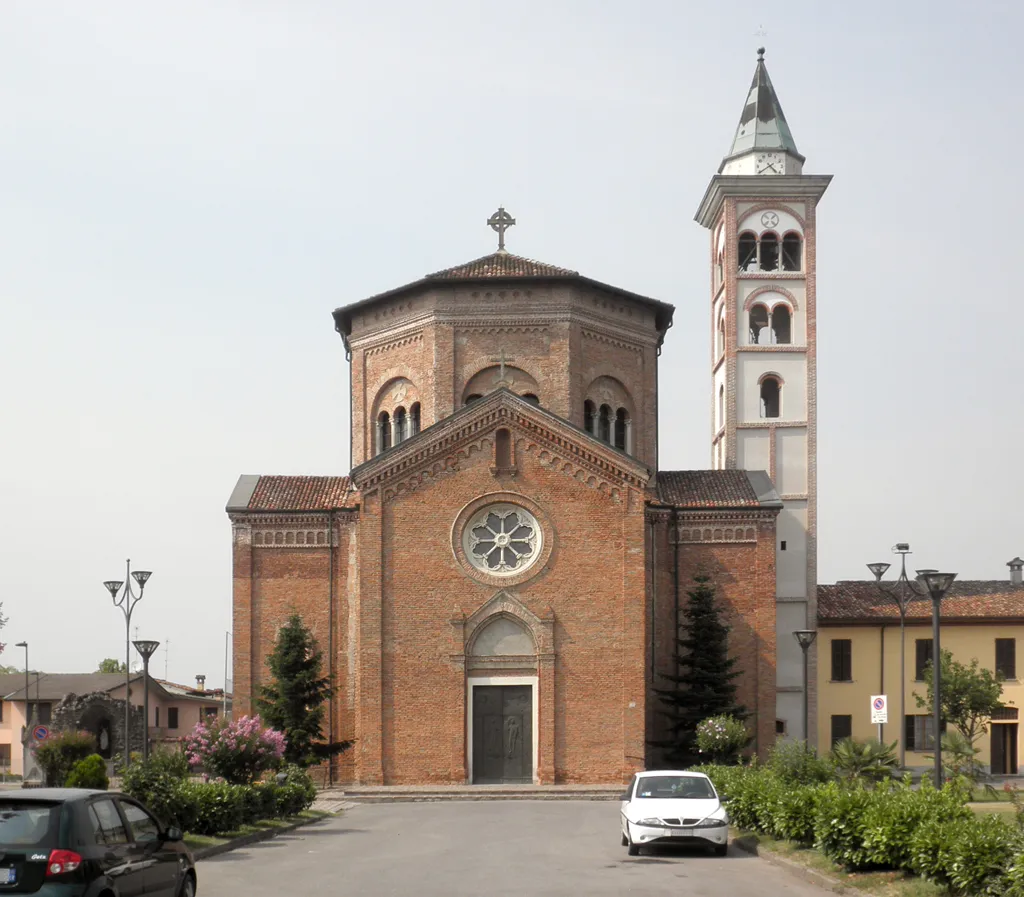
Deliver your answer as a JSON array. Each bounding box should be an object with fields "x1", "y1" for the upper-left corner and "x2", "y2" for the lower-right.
[
  {"x1": 879, "y1": 625, "x2": 886, "y2": 744},
  {"x1": 672, "y1": 508, "x2": 680, "y2": 680},
  {"x1": 649, "y1": 516, "x2": 657, "y2": 684}
]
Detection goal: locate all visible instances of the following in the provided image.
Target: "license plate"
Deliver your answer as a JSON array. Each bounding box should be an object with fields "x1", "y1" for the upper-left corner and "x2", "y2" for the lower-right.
[
  {"x1": 671, "y1": 828, "x2": 693, "y2": 837},
  {"x1": 0, "y1": 867, "x2": 15, "y2": 884}
]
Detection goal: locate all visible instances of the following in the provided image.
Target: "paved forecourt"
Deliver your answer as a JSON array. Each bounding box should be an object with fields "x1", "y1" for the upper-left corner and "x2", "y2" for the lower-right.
[{"x1": 199, "y1": 800, "x2": 834, "y2": 896}]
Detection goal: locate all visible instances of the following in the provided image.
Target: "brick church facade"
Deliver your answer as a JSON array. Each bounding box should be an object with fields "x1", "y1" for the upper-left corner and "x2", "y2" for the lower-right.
[{"x1": 227, "y1": 50, "x2": 826, "y2": 785}]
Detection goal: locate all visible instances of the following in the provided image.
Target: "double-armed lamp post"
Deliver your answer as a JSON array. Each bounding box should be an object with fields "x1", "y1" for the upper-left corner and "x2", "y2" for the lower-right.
[
  {"x1": 867, "y1": 543, "x2": 956, "y2": 785},
  {"x1": 103, "y1": 560, "x2": 152, "y2": 768}
]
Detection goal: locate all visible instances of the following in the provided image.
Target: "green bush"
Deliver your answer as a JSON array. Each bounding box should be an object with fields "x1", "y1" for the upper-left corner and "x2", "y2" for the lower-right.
[
  {"x1": 813, "y1": 783, "x2": 875, "y2": 870},
  {"x1": 860, "y1": 780, "x2": 971, "y2": 871},
  {"x1": 944, "y1": 814, "x2": 1018, "y2": 897},
  {"x1": 766, "y1": 783, "x2": 823, "y2": 846},
  {"x1": 119, "y1": 748, "x2": 191, "y2": 829},
  {"x1": 277, "y1": 765, "x2": 317, "y2": 809},
  {"x1": 34, "y1": 731, "x2": 98, "y2": 787},
  {"x1": 766, "y1": 740, "x2": 834, "y2": 785},
  {"x1": 65, "y1": 754, "x2": 108, "y2": 790},
  {"x1": 829, "y1": 737, "x2": 898, "y2": 784},
  {"x1": 175, "y1": 782, "x2": 246, "y2": 837},
  {"x1": 691, "y1": 762, "x2": 753, "y2": 800},
  {"x1": 908, "y1": 817, "x2": 971, "y2": 884}
]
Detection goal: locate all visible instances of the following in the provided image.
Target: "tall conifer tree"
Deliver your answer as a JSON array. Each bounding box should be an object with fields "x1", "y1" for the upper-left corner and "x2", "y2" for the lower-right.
[
  {"x1": 654, "y1": 574, "x2": 745, "y2": 765},
  {"x1": 257, "y1": 614, "x2": 351, "y2": 767}
]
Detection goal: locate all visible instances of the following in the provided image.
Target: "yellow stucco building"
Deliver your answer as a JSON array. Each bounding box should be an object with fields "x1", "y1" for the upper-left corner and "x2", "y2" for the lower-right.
[{"x1": 817, "y1": 560, "x2": 1024, "y2": 775}]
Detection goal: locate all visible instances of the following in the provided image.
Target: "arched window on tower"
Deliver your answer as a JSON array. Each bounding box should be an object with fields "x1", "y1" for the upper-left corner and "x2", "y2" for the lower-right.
[
  {"x1": 614, "y1": 408, "x2": 631, "y2": 453},
  {"x1": 760, "y1": 377, "x2": 781, "y2": 419},
  {"x1": 782, "y1": 233, "x2": 802, "y2": 271},
  {"x1": 465, "y1": 393, "x2": 482, "y2": 406},
  {"x1": 738, "y1": 232, "x2": 758, "y2": 271},
  {"x1": 393, "y1": 407, "x2": 407, "y2": 444},
  {"x1": 598, "y1": 404, "x2": 612, "y2": 443},
  {"x1": 749, "y1": 304, "x2": 770, "y2": 344},
  {"x1": 760, "y1": 233, "x2": 779, "y2": 271},
  {"x1": 717, "y1": 317, "x2": 726, "y2": 357},
  {"x1": 377, "y1": 411, "x2": 392, "y2": 454},
  {"x1": 409, "y1": 402, "x2": 421, "y2": 436},
  {"x1": 522, "y1": 393, "x2": 540, "y2": 406},
  {"x1": 584, "y1": 400, "x2": 596, "y2": 435},
  {"x1": 495, "y1": 428, "x2": 512, "y2": 469},
  {"x1": 718, "y1": 385, "x2": 725, "y2": 430},
  {"x1": 771, "y1": 306, "x2": 792, "y2": 344}
]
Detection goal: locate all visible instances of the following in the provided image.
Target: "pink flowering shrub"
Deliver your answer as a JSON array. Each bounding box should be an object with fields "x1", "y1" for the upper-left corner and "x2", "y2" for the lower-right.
[
  {"x1": 695, "y1": 714, "x2": 749, "y2": 765},
  {"x1": 181, "y1": 715, "x2": 285, "y2": 785}
]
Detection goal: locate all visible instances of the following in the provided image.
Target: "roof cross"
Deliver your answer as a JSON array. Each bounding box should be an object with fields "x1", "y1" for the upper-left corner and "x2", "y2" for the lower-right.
[
  {"x1": 490, "y1": 349, "x2": 516, "y2": 388},
  {"x1": 487, "y1": 207, "x2": 516, "y2": 252}
]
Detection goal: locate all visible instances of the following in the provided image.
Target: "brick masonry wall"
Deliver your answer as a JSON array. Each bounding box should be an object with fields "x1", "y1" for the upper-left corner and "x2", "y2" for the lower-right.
[
  {"x1": 361, "y1": 422, "x2": 649, "y2": 784},
  {"x1": 647, "y1": 510, "x2": 779, "y2": 762}
]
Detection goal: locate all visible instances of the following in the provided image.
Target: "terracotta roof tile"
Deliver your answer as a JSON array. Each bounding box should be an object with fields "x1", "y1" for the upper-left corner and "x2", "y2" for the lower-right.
[
  {"x1": 654, "y1": 470, "x2": 763, "y2": 508},
  {"x1": 425, "y1": 252, "x2": 579, "y2": 281},
  {"x1": 818, "y1": 581, "x2": 1024, "y2": 622},
  {"x1": 247, "y1": 476, "x2": 354, "y2": 511}
]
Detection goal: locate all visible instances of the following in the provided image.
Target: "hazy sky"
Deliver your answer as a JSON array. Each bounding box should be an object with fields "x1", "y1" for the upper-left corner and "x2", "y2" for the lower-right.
[{"x1": 3, "y1": 1, "x2": 1021, "y2": 687}]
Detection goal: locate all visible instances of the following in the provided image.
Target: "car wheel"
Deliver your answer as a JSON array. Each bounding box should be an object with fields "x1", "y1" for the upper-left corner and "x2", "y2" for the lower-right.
[
  {"x1": 178, "y1": 873, "x2": 196, "y2": 897},
  {"x1": 714, "y1": 843, "x2": 728, "y2": 858},
  {"x1": 621, "y1": 833, "x2": 628, "y2": 847},
  {"x1": 627, "y1": 842, "x2": 640, "y2": 856}
]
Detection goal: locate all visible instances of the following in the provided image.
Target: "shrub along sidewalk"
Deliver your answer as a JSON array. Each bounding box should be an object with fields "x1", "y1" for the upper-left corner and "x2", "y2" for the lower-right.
[
  {"x1": 185, "y1": 809, "x2": 333, "y2": 859},
  {"x1": 696, "y1": 743, "x2": 1024, "y2": 897}
]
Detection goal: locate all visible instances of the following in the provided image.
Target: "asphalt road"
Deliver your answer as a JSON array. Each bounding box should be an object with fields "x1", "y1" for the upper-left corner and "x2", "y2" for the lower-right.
[{"x1": 198, "y1": 800, "x2": 833, "y2": 896}]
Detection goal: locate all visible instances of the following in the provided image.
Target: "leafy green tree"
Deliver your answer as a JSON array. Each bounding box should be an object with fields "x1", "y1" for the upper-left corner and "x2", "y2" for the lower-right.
[
  {"x1": 256, "y1": 614, "x2": 352, "y2": 767},
  {"x1": 915, "y1": 649, "x2": 1003, "y2": 746},
  {"x1": 653, "y1": 575, "x2": 745, "y2": 765},
  {"x1": 97, "y1": 658, "x2": 127, "y2": 674}
]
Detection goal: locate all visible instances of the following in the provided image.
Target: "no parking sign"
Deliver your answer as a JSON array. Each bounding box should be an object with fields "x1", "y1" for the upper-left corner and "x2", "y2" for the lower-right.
[
  {"x1": 32, "y1": 725, "x2": 49, "y2": 741},
  {"x1": 870, "y1": 695, "x2": 888, "y2": 725}
]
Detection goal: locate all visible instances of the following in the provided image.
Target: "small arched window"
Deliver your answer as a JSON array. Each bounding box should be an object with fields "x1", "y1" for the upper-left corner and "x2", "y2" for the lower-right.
[
  {"x1": 393, "y1": 406, "x2": 407, "y2": 444},
  {"x1": 717, "y1": 317, "x2": 726, "y2": 356},
  {"x1": 738, "y1": 232, "x2": 758, "y2": 271},
  {"x1": 760, "y1": 233, "x2": 779, "y2": 271},
  {"x1": 377, "y1": 411, "x2": 392, "y2": 453},
  {"x1": 749, "y1": 304, "x2": 770, "y2": 344},
  {"x1": 614, "y1": 408, "x2": 629, "y2": 451},
  {"x1": 771, "y1": 306, "x2": 792, "y2": 344},
  {"x1": 522, "y1": 393, "x2": 540, "y2": 406},
  {"x1": 782, "y1": 233, "x2": 802, "y2": 271},
  {"x1": 760, "y1": 377, "x2": 781, "y2": 419},
  {"x1": 465, "y1": 393, "x2": 482, "y2": 406},
  {"x1": 584, "y1": 399, "x2": 596, "y2": 434},
  {"x1": 598, "y1": 404, "x2": 612, "y2": 443},
  {"x1": 409, "y1": 402, "x2": 421, "y2": 436},
  {"x1": 718, "y1": 385, "x2": 724, "y2": 430}
]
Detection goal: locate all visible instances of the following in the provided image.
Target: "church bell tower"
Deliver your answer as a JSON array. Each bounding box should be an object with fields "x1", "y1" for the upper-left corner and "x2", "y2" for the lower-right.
[{"x1": 695, "y1": 49, "x2": 832, "y2": 746}]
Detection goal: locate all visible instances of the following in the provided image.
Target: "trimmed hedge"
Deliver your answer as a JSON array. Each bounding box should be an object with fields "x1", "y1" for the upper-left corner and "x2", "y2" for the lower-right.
[
  {"x1": 120, "y1": 754, "x2": 317, "y2": 837},
  {"x1": 697, "y1": 763, "x2": 1021, "y2": 896}
]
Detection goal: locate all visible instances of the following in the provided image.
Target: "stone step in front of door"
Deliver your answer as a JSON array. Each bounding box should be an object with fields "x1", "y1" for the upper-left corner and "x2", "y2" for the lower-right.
[{"x1": 318, "y1": 785, "x2": 624, "y2": 803}]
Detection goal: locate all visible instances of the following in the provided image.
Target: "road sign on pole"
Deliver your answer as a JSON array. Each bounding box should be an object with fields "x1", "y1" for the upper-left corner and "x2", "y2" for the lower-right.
[
  {"x1": 870, "y1": 695, "x2": 888, "y2": 725},
  {"x1": 32, "y1": 725, "x2": 49, "y2": 742}
]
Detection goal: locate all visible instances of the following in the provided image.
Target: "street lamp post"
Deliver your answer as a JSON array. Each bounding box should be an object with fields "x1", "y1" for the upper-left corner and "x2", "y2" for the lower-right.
[
  {"x1": 103, "y1": 560, "x2": 152, "y2": 768},
  {"x1": 793, "y1": 630, "x2": 817, "y2": 746},
  {"x1": 917, "y1": 571, "x2": 957, "y2": 788},
  {"x1": 867, "y1": 543, "x2": 934, "y2": 770},
  {"x1": 132, "y1": 640, "x2": 160, "y2": 762},
  {"x1": 13, "y1": 642, "x2": 30, "y2": 729}
]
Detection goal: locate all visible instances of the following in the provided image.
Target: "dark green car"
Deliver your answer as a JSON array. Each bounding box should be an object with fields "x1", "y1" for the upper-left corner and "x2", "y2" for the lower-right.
[{"x1": 0, "y1": 789, "x2": 196, "y2": 896}]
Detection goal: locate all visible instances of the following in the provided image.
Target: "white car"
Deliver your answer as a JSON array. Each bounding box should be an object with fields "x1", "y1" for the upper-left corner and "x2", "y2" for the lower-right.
[{"x1": 619, "y1": 770, "x2": 730, "y2": 857}]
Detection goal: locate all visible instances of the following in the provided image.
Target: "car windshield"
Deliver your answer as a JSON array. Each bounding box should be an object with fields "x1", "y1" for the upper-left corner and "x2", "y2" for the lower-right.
[
  {"x1": 0, "y1": 802, "x2": 61, "y2": 848},
  {"x1": 634, "y1": 776, "x2": 715, "y2": 799}
]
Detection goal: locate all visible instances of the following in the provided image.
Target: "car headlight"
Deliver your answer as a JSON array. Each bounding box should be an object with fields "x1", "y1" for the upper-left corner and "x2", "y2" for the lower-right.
[
  {"x1": 694, "y1": 815, "x2": 728, "y2": 828},
  {"x1": 634, "y1": 818, "x2": 662, "y2": 826}
]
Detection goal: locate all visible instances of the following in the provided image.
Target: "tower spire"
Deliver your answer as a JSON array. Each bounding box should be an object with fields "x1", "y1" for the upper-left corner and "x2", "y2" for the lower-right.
[{"x1": 720, "y1": 48, "x2": 805, "y2": 174}]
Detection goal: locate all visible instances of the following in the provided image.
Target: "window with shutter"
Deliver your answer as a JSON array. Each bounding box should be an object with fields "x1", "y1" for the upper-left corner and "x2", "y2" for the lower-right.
[
  {"x1": 830, "y1": 639, "x2": 852, "y2": 681},
  {"x1": 830, "y1": 715, "x2": 852, "y2": 746},
  {"x1": 914, "y1": 639, "x2": 934, "y2": 680},
  {"x1": 996, "y1": 639, "x2": 1016, "y2": 680}
]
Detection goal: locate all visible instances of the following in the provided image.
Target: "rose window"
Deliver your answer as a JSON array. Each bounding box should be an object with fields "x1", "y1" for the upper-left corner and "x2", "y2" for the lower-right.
[{"x1": 463, "y1": 504, "x2": 542, "y2": 576}]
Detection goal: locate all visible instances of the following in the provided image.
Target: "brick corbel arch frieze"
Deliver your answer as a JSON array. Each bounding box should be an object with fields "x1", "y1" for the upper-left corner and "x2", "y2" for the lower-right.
[{"x1": 743, "y1": 285, "x2": 800, "y2": 312}]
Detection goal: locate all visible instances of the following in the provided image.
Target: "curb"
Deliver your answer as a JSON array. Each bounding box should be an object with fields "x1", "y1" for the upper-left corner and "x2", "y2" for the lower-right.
[
  {"x1": 730, "y1": 833, "x2": 847, "y2": 893},
  {"x1": 193, "y1": 814, "x2": 334, "y2": 860}
]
